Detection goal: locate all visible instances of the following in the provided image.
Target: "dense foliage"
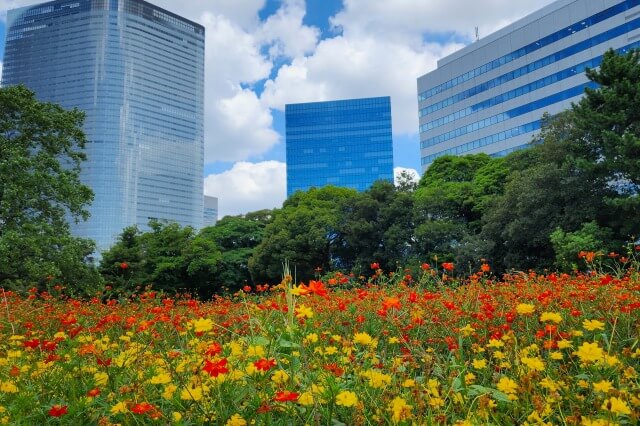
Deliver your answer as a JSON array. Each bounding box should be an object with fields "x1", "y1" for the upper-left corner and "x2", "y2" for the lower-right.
[
  {"x1": 0, "y1": 85, "x2": 99, "y2": 291},
  {"x1": 0, "y1": 258, "x2": 638, "y2": 424}
]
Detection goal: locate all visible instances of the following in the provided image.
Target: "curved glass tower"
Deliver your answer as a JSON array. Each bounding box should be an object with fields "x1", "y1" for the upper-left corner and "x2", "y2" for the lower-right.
[{"x1": 2, "y1": 0, "x2": 205, "y2": 252}]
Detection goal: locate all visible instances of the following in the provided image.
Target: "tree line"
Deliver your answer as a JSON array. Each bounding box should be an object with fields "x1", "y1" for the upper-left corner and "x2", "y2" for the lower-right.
[{"x1": 1, "y1": 49, "x2": 638, "y2": 297}]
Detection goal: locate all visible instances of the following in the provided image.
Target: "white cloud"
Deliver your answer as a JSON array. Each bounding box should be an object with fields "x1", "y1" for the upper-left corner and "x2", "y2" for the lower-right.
[
  {"x1": 261, "y1": 35, "x2": 463, "y2": 135},
  {"x1": 199, "y1": 12, "x2": 279, "y2": 162},
  {"x1": 204, "y1": 161, "x2": 286, "y2": 217},
  {"x1": 394, "y1": 167, "x2": 420, "y2": 185},
  {"x1": 332, "y1": 0, "x2": 557, "y2": 42},
  {"x1": 256, "y1": 0, "x2": 320, "y2": 59}
]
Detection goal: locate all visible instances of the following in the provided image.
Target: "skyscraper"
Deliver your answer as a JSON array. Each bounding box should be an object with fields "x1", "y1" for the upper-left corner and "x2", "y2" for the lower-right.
[
  {"x1": 203, "y1": 195, "x2": 218, "y2": 227},
  {"x1": 285, "y1": 96, "x2": 394, "y2": 196},
  {"x1": 2, "y1": 0, "x2": 205, "y2": 251},
  {"x1": 417, "y1": 0, "x2": 640, "y2": 171}
]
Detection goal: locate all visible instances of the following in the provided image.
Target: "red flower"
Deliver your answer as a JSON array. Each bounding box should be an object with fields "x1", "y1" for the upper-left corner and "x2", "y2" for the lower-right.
[
  {"x1": 420, "y1": 263, "x2": 431, "y2": 271},
  {"x1": 203, "y1": 358, "x2": 228, "y2": 377},
  {"x1": 441, "y1": 262, "x2": 454, "y2": 271},
  {"x1": 23, "y1": 338, "x2": 40, "y2": 349},
  {"x1": 204, "y1": 342, "x2": 223, "y2": 357},
  {"x1": 119, "y1": 262, "x2": 129, "y2": 269},
  {"x1": 254, "y1": 358, "x2": 277, "y2": 371},
  {"x1": 48, "y1": 405, "x2": 68, "y2": 417},
  {"x1": 480, "y1": 263, "x2": 491, "y2": 273},
  {"x1": 87, "y1": 388, "x2": 101, "y2": 397},
  {"x1": 274, "y1": 390, "x2": 299, "y2": 402},
  {"x1": 370, "y1": 262, "x2": 380, "y2": 270},
  {"x1": 131, "y1": 402, "x2": 155, "y2": 415},
  {"x1": 242, "y1": 285, "x2": 252, "y2": 292}
]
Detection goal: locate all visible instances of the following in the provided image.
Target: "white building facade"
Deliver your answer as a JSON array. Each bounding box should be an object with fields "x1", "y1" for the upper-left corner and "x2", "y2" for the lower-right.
[{"x1": 418, "y1": 0, "x2": 640, "y2": 171}]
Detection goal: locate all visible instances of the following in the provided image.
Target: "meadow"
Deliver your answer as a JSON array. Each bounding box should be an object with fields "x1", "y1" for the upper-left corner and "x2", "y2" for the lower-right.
[{"x1": 0, "y1": 255, "x2": 639, "y2": 425}]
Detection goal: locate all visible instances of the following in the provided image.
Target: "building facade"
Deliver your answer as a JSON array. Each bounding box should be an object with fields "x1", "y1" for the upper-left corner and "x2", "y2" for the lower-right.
[
  {"x1": 417, "y1": 0, "x2": 640, "y2": 171},
  {"x1": 203, "y1": 195, "x2": 218, "y2": 227},
  {"x1": 285, "y1": 96, "x2": 394, "y2": 196},
  {"x1": 2, "y1": 0, "x2": 205, "y2": 251}
]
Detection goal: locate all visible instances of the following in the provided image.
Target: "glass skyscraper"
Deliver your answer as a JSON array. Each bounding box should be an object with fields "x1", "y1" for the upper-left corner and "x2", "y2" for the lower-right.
[
  {"x1": 2, "y1": 0, "x2": 205, "y2": 252},
  {"x1": 285, "y1": 96, "x2": 394, "y2": 196},
  {"x1": 418, "y1": 0, "x2": 640, "y2": 171}
]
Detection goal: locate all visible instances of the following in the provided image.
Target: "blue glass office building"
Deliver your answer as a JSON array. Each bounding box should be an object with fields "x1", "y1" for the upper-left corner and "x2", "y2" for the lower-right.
[
  {"x1": 285, "y1": 96, "x2": 394, "y2": 196},
  {"x1": 418, "y1": 0, "x2": 640, "y2": 171},
  {"x1": 2, "y1": 0, "x2": 205, "y2": 252}
]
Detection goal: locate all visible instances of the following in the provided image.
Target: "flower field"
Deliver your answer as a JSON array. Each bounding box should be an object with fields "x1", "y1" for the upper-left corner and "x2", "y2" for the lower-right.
[{"x1": 1, "y1": 263, "x2": 639, "y2": 425}]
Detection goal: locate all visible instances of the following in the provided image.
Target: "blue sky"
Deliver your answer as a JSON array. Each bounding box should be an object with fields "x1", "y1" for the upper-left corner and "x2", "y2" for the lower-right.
[{"x1": 0, "y1": 0, "x2": 554, "y2": 217}]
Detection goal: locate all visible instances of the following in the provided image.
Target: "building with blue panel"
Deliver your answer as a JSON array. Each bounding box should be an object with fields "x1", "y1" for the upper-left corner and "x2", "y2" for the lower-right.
[
  {"x1": 417, "y1": 0, "x2": 640, "y2": 171},
  {"x1": 285, "y1": 96, "x2": 394, "y2": 196},
  {"x1": 2, "y1": 0, "x2": 205, "y2": 251}
]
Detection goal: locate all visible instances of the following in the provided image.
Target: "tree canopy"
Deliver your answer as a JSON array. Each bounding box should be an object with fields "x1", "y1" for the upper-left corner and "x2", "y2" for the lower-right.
[{"x1": 0, "y1": 85, "x2": 99, "y2": 290}]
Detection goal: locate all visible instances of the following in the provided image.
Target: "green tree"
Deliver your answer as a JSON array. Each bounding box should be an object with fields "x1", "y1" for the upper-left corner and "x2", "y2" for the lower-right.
[
  {"x1": 100, "y1": 221, "x2": 221, "y2": 296},
  {"x1": 571, "y1": 48, "x2": 640, "y2": 239},
  {"x1": 550, "y1": 221, "x2": 614, "y2": 271},
  {"x1": 481, "y1": 112, "x2": 610, "y2": 272},
  {"x1": 413, "y1": 154, "x2": 499, "y2": 265},
  {"x1": 0, "y1": 85, "x2": 99, "y2": 290},
  {"x1": 199, "y1": 210, "x2": 272, "y2": 291},
  {"x1": 335, "y1": 180, "x2": 415, "y2": 273},
  {"x1": 249, "y1": 186, "x2": 358, "y2": 283}
]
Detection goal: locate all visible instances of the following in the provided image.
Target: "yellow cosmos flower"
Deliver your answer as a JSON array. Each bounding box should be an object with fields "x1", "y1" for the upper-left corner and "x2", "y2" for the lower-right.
[
  {"x1": 181, "y1": 385, "x2": 204, "y2": 401},
  {"x1": 271, "y1": 370, "x2": 289, "y2": 384},
  {"x1": 583, "y1": 319, "x2": 605, "y2": 331},
  {"x1": 324, "y1": 346, "x2": 338, "y2": 355},
  {"x1": 557, "y1": 340, "x2": 572, "y2": 349},
  {"x1": 297, "y1": 391, "x2": 314, "y2": 406},
  {"x1": 162, "y1": 384, "x2": 177, "y2": 400},
  {"x1": 575, "y1": 342, "x2": 604, "y2": 364},
  {"x1": 539, "y1": 377, "x2": 559, "y2": 392},
  {"x1": 516, "y1": 303, "x2": 536, "y2": 315},
  {"x1": 601, "y1": 397, "x2": 631, "y2": 416},
  {"x1": 303, "y1": 333, "x2": 318, "y2": 345},
  {"x1": 362, "y1": 370, "x2": 392, "y2": 388},
  {"x1": 335, "y1": 390, "x2": 358, "y2": 407},
  {"x1": 472, "y1": 358, "x2": 487, "y2": 369},
  {"x1": 459, "y1": 324, "x2": 475, "y2": 336},
  {"x1": 191, "y1": 318, "x2": 214, "y2": 333},
  {"x1": 94, "y1": 371, "x2": 109, "y2": 387},
  {"x1": 464, "y1": 372, "x2": 476, "y2": 385},
  {"x1": 110, "y1": 401, "x2": 128, "y2": 415},
  {"x1": 402, "y1": 379, "x2": 416, "y2": 388},
  {"x1": 521, "y1": 356, "x2": 545, "y2": 371},
  {"x1": 149, "y1": 371, "x2": 172, "y2": 385},
  {"x1": 593, "y1": 380, "x2": 613, "y2": 393},
  {"x1": 497, "y1": 377, "x2": 518, "y2": 395},
  {"x1": 487, "y1": 339, "x2": 504, "y2": 348},
  {"x1": 539, "y1": 312, "x2": 563, "y2": 324},
  {"x1": 225, "y1": 414, "x2": 247, "y2": 426},
  {"x1": 353, "y1": 332, "x2": 374, "y2": 345},
  {"x1": 246, "y1": 345, "x2": 265, "y2": 357},
  {"x1": 389, "y1": 396, "x2": 413, "y2": 424},
  {"x1": 0, "y1": 382, "x2": 18, "y2": 394},
  {"x1": 172, "y1": 412, "x2": 182, "y2": 422},
  {"x1": 295, "y1": 304, "x2": 314, "y2": 319}
]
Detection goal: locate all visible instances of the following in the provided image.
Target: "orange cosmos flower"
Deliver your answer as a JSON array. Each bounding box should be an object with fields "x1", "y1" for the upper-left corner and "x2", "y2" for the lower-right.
[
  {"x1": 274, "y1": 390, "x2": 299, "y2": 402},
  {"x1": 131, "y1": 402, "x2": 155, "y2": 415},
  {"x1": 254, "y1": 358, "x2": 277, "y2": 371},
  {"x1": 441, "y1": 262, "x2": 454, "y2": 272}
]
